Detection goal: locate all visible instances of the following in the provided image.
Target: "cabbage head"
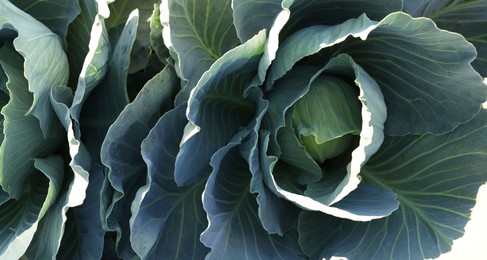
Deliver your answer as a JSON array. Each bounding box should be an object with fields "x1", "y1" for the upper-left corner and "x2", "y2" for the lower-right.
[{"x1": 1, "y1": 0, "x2": 487, "y2": 259}]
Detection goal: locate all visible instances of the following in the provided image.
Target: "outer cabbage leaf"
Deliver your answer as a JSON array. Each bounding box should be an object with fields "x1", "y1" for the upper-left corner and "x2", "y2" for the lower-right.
[
  {"x1": 298, "y1": 108, "x2": 487, "y2": 260},
  {"x1": 174, "y1": 30, "x2": 266, "y2": 185},
  {"x1": 0, "y1": 44, "x2": 64, "y2": 199},
  {"x1": 69, "y1": 0, "x2": 110, "y2": 126},
  {"x1": 149, "y1": 4, "x2": 169, "y2": 63},
  {"x1": 0, "y1": 0, "x2": 69, "y2": 138},
  {"x1": 0, "y1": 178, "x2": 45, "y2": 260},
  {"x1": 402, "y1": 0, "x2": 431, "y2": 16},
  {"x1": 105, "y1": 0, "x2": 160, "y2": 73},
  {"x1": 340, "y1": 12, "x2": 486, "y2": 135},
  {"x1": 200, "y1": 132, "x2": 305, "y2": 260},
  {"x1": 283, "y1": 0, "x2": 402, "y2": 36},
  {"x1": 57, "y1": 165, "x2": 105, "y2": 260},
  {"x1": 65, "y1": 0, "x2": 102, "y2": 87},
  {"x1": 101, "y1": 64, "x2": 179, "y2": 259},
  {"x1": 403, "y1": 0, "x2": 487, "y2": 76},
  {"x1": 130, "y1": 104, "x2": 208, "y2": 259},
  {"x1": 0, "y1": 156, "x2": 64, "y2": 259},
  {"x1": 231, "y1": 0, "x2": 294, "y2": 88},
  {"x1": 161, "y1": 0, "x2": 240, "y2": 102},
  {"x1": 254, "y1": 0, "x2": 292, "y2": 84},
  {"x1": 9, "y1": 0, "x2": 80, "y2": 43},
  {"x1": 22, "y1": 156, "x2": 69, "y2": 259},
  {"x1": 265, "y1": 14, "x2": 377, "y2": 88},
  {"x1": 78, "y1": 8, "x2": 139, "y2": 259},
  {"x1": 232, "y1": 0, "x2": 282, "y2": 43},
  {"x1": 80, "y1": 8, "x2": 137, "y2": 160}
]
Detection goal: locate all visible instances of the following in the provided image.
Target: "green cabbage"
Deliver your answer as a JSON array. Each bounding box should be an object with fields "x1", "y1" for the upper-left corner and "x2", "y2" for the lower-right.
[{"x1": 1, "y1": 0, "x2": 487, "y2": 259}]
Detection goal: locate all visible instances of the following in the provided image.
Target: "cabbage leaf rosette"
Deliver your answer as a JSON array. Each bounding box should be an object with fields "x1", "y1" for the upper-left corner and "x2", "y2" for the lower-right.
[
  {"x1": 163, "y1": 0, "x2": 487, "y2": 259},
  {"x1": 1, "y1": 0, "x2": 487, "y2": 259}
]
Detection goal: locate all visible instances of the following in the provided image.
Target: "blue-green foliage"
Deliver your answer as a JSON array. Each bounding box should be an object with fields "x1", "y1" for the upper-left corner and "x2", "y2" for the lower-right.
[{"x1": 0, "y1": 0, "x2": 487, "y2": 259}]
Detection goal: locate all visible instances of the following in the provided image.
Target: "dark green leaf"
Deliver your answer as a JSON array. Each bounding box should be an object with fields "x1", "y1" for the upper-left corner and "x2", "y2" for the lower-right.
[
  {"x1": 232, "y1": 0, "x2": 282, "y2": 42},
  {"x1": 174, "y1": 30, "x2": 266, "y2": 185},
  {"x1": 65, "y1": 0, "x2": 101, "y2": 88},
  {"x1": 106, "y1": 0, "x2": 160, "y2": 73},
  {"x1": 201, "y1": 134, "x2": 305, "y2": 260},
  {"x1": 0, "y1": 44, "x2": 63, "y2": 199},
  {"x1": 149, "y1": 4, "x2": 169, "y2": 63},
  {"x1": 403, "y1": 0, "x2": 487, "y2": 76},
  {"x1": 283, "y1": 0, "x2": 402, "y2": 36},
  {"x1": 0, "y1": 156, "x2": 64, "y2": 259},
  {"x1": 341, "y1": 12, "x2": 486, "y2": 135},
  {"x1": 161, "y1": 0, "x2": 240, "y2": 100},
  {"x1": 0, "y1": 0, "x2": 69, "y2": 138},
  {"x1": 101, "y1": 64, "x2": 179, "y2": 258},
  {"x1": 131, "y1": 104, "x2": 209, "y2": 259},
  {"x1": 57, "y1": 165, "x2": 105, "y2": 260},
  {"x1": 10, "y1": 0, "x2": 80, "y2": 44}
]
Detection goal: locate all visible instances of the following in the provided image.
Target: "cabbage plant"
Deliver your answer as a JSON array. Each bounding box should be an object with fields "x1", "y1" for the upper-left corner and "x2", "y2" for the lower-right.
[{"x1": 0, "y1": 0, "x2": 487, "y2": 259}]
